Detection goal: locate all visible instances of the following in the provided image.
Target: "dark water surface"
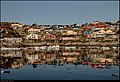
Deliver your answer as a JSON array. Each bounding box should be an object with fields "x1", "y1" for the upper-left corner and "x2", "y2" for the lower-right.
[{"x1": 1, "y1": 64, "x2": 119, "y2": 80}]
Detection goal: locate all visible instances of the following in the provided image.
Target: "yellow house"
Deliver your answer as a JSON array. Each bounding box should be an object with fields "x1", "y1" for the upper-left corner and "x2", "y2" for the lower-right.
[
  {"x1": 105, "y1": 29, "x2": 114, "y2": 34},
  {"x1": 88, "y1": 29, "x2": 106, "y2": 38},
  {"x1": 97, "y1": 29, "x2": 106, "y2": 34},
  {"x1": 63, "y1": 30, "x2": 77, "y2": 35}
]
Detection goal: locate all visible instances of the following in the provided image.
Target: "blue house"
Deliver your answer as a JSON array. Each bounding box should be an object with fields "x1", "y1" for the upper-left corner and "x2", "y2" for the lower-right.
[{"x1": 84, "y1": 30, "x2": 94, "y2": 35}]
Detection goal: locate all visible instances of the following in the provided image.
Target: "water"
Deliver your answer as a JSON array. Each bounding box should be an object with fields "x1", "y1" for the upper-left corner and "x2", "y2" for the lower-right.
[
  {"x1": 1, "y1": 64, "x2": 119, "y2": 80},
  {"x1": 0, "y1": 50, "x2": 119, "y2": 80}
]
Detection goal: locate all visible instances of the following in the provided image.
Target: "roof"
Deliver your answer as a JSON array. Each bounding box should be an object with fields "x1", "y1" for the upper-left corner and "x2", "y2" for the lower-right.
[{"x1": 0, "y1": 26, "x2": 12, "y2": 28}]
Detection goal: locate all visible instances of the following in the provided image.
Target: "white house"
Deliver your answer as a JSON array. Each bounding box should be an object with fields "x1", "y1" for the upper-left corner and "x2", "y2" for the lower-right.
[
  {"x1": 11, "y1": 23, "x2": 24, "y2": 28},
  {"x1": 28, "y1": 28, "x2": 41, "y2": 33},
  {"x1": 89, "y1": 30, "x2": 106, "y2": 38},
  {"x1": 3, "y1": 37, "x2": 22, "y2": 44},
  {"x1": 26, "y1": 33, "x2": 39, "y2": 39}
]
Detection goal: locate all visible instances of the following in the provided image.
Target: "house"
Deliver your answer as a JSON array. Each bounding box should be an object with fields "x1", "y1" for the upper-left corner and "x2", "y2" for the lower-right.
[
  {"x1": 91, "y1": 21, "x2": 100, "y2": 26},
  {"x1": 71, "y1": 23, "x2": 81, "y2": 29},
  {"x1": 62, "y1": 30, "x2": 77, "y2": 35},
  {"x1": 40, "y1": 25, "x2": 52, "y2": 32},
  {"x1": 42, "y1": 25, "x2": 51, "y2": 30},
  {"x1": 105, "y1": 29, "x2": 115, "y2": 34},
  {"x1": 61, "y1": 25, "x2": 72, "y2": 31},
  {"x1": 42, "y1": 33, "x2": 56, "y2": 40},
  {"x1": 0, "y1": 26, "x2": 12, "y2": 29},
  {"x1": 26, "y1": 33, "x2": 39, "y2": 40},
  {"x1": 91, "y1": 21, "x2": 108, "y2": 30},
  {"x1": 84, "y1": 30, "x2": 94, "y2": 35},
  {"x1": 92, "y1": 25, "x2": 107, "y2": 30},
  {"x1": 28, "y1": 27, "x2": 41, "y2": 33},
  {"x1": 107, "y1": 34, "x2": 119, "y2": 39},
  {"x1": 88, "y1": 29, "x2": 106, "y2": 38},
  {"x1": 81, "y1": 25, "x2": 91, "y2": 31},
  {"x1": 11, "y1": 22, "x2": 24, "y2": 28},
  {"x1": 51, "y1": 25, "x2": 61, "y2": 30}
]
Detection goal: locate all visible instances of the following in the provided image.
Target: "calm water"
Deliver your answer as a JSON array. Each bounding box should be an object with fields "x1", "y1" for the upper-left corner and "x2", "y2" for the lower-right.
[
  {"x1": 1, "y1": 64, "x2": 119, "y2": 80},
  {"x1": 0, "y1": 49, "x2": 119, "y2": 80}
]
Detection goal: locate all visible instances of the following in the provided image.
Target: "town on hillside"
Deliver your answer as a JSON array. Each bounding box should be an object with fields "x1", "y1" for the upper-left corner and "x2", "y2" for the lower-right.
[{"x1": 0, "y1": 21, "x2": 120, "y2": 69}]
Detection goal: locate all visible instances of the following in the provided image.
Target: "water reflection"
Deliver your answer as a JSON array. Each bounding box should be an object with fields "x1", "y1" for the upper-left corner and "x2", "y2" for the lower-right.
[{"x1": 0, "y1": 49, "x2": 119, "y2": 69}]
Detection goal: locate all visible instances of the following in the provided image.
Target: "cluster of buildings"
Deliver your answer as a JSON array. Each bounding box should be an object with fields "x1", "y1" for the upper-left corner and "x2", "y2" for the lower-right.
[
  {"x1": 0, "y1": 21, "x2": 119, "y2": 46},
  {"x1": 0, "y1": 21, "x2": 119, "y2": 69}
]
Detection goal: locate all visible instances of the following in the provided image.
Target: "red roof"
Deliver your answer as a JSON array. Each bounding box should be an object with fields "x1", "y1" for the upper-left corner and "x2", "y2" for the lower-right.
[
  {"x1": 82, "y1": 26, "x2": 91, "y2": 29},
  {"x1": 43, "y1": 34, "x2": 56, "y2": 40},
  {"x1": 91, "y1": 23, "x2": 107, "y2": 28},
  {"x1": 96, "y1": 25, "x2": 107, "y2": 28},
  {"x1": 0, "y1": 26, "x2": 11, "y2": 29}
]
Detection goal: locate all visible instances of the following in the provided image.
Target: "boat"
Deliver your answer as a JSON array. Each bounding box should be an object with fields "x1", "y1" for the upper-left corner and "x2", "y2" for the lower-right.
[
  {"x1": 91, "y1": 63, "x2": 106, "y2": 68},
  {"x1": 112, "y1": 74, "x2": 119, "y2": 77},
  {"x1": 1, "y1": 71, "x2": 10, "y2": 74},
  {"x1": 82, "y1": 61, "x2": 89, "y2": 65}
]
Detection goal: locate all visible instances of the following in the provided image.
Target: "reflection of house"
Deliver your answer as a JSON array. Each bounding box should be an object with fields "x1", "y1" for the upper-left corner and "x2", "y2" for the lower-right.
[
  {"x1": 11, "y1": 61, "x2": 24, "y2": 69},
  {"x1": 26, "y1": 33, "x2": 39, "y2": 39},
  {"x1": 0, "y1": 57, "x2": 24, "y2": 69},
  {"x1": 26, "y1": 54, "x2": 39, "y2": 63},
  {"x1": 47, "y1": 45, "x2": 59, "y2": 50},
  {"x1": 63, "y1": 52, "x2": 79, "y2": 55},
  {"x1": 95, "y1": 58, "x2": 113, "y2": 63},
  {"x1": 64, "y1": 46, "x2": 76, "y2": 50},
  {"x1": 67, "y1": 57, "x2": 77, "y2": 62},
  {"x1": 62, "y1": 37, "x2": 75, "y2": 40},
  {"x1": 3, "y1": 37, "x2": 22, "y2": 44},
  {"x1": 101, "y1": 47, "x2": 110, "y2": 50},
  {"x1": 44, "y1": 54, "x2": 55, "y2": 60},
  {"x1": 1, "y1": 50, "x2": 22, "y2": 57}
]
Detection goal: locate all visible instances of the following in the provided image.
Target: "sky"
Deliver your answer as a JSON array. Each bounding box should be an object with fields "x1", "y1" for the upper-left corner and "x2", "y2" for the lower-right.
[{"x1": 1, "y1": 1, "x2": 119, "y2": 25}]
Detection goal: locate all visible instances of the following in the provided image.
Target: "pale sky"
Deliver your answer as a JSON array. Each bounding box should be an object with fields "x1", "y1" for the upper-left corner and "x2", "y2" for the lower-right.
[{"x1": 1, "y1": 1, "x2": 119, "y2": 25}]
